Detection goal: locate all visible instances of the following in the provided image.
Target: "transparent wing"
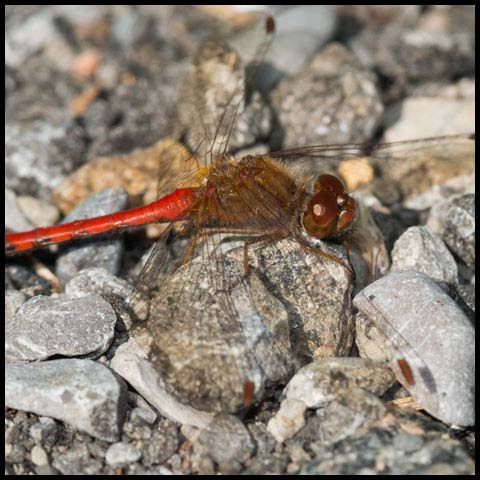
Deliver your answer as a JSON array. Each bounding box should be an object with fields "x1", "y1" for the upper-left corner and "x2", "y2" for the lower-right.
[
  {"x1": 172, "y1": 13, "x2": 275, "y2": 165},
  {"x1": 270, "y1": 133, "x2": 475, "y2": 199},
  {"x1": 128, "y1": 206, "x2": 295, "y2": 413}
]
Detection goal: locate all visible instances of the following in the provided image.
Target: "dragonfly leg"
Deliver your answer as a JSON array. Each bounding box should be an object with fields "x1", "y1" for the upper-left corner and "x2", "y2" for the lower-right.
[
  {"x1": 342, "y1": 238, "x2": 356, "y2": 283},
  {"x1": 194, "y1": 227, "x2": 284, "y2": 277},
  {"x1": 242, "y1": 234, "x2": 281, "y2": 277},
  {"x1": 302, "y1": 242, "x2": 356, "y2": 280},
  {"x1": 178, "y1": 234, "x2": 199, "y2": 268}
]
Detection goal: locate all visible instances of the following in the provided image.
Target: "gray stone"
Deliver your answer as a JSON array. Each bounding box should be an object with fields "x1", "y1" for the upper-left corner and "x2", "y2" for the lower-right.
[
  {"x1": 174, "y1": 35, "x2": 272, "y2": 159},
  {"x1": 132, "y1": 237, "x2": 353, "y2": 414},
  {"x1": 6, "y1": 294, "x2": 117, "y2": 362},
  {"x1": 268, "y1": 357, "x2": 394, "y2": 443},
  {"x1": 130, "y1": 407, "x2": 157, "y2": 426},
  {"x1": 267, "y1": 399, "x2": 306, "y2": 443},
  {"x1": 122, "y1": 416, "x2": 152, "y2": 441},
  {"x1": 355, "y1": 311, "x2": 389, "y2": 362},
  {"x1": 392, "y1": 432, "x2": 424, "y2": 453},
  {"x1": 247, "y1": 422, "x2": 276, "y2": 456},
  {"x1": 51, "y1": 440, "x2": 103, "y2": 475},
  {"x1": 5, "y1": 264, "x2": 52, "y2": 297},
  {"x1": 271, "y1": 43, "x2": 383, "y2": 148},
  {"x1": 190, "y1": 452, "x2": 215, "y2": 475},
  {"x1": 193, "y1": 413, "x2": 254, "y2": 465},
  {"x1": 34, "y1": 464, "x2": 59, "y2": 475},
  {"x1": 5, "y1": 120, "x2": 87, "y2": 202},
  {"x1": 404, "y1": 173, "x2": 474, "y2": 211},
  {"x1": 127, "y1": 391, "x2": 158, "y2": 424},
  {"x1": 5, "y1": 440, "x2": 27, "y2": 465},
  {"x1": 299, "y1": 422, "x2": 474, "y2": 474},
  {"x1": 66, "y1": 267, "x2": 135, "y2": 330},
  {"x1": 55, "y1": 187, "x2": 128, "y2": 285},
  {"x1": 350, "y1": 7, "x2": 475, "y2": 103},
  {"x1": 313, "y1": 387, "x2": 386, "y2": 444},
  {"x1": 65, "y1": 267, "x2": 132, "y2": 300},
  {"x1": 29, "y1": 417, "x2": 59, "y2": 447},
  {"x1": 51, "y1": 5, "x2": 108, "y2": 25},
  {"x1": 231, "y1": 6, "x2": 337, "y2": 89},
  {"x1": 111, "y1": 8, "x2": 149, "y2": 48},
  {"x1": 141, "y1": 419, "x2": 179, "y2": 467},
  {"x1": 105, "y1": 442, "x2": 141, "y2": 466},
  {"x1": 353, "y1": 271, "x2": 475, "y2": 426},
  {"x1": 5, "y1": 188, "x2": 35, "y2": 232},
  {"x1": 16, "y1": 195, "x2": 60, "y2": 228},
  {"x1": 428, "y1": 194, "x2": 475, "y2": 267},
  {"x1": 5, "y1": 290, "x2": 26, "y2": 322},
  {"x1": 283, "y1": 357, "x2": 395, "y2": 408},
  {"x1": 455, "y1": 284, "x2": 475, "y2": 314},
  {"x1": 384, "y1": 97, "x2": 475, "y2": 141},
  {"x1": 5, "y1": 359, "x2": 128, "y2": 441},
  {"x1": 5, "y1": 9, "x2": 61, "y2": 68},
  {"x1": 391, "y1": 226, "x2": 458, "y2": 284},
  {"x1": 364, "y1": 135, "x2": 474, "y2": 205},
  {"x1": 110, "y1": 338, "x2": 214, "y2": 428}
]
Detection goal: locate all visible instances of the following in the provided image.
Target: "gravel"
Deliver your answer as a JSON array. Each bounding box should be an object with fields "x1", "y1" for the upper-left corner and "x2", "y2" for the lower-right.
[{"x1": 5, "y1": 5, "x2": 474, "y2": 475}]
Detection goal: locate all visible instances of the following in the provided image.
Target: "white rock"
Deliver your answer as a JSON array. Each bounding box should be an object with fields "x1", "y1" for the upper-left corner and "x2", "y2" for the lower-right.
[
  {"x1": 391, "y1": 226, "x2": 458, "y2": 284},
  {"x1": 267, "y1": 398, "x2": 306, "y2": 443},
  {"x1": 353, "y1": 271, "x2": 475, "y2": 426},
  {"x1": 384, "y1": 97, "x2": 474, "y2": 141},
  {"x1": 6, "y1": 294, "x2": 117, "y2": 362},
  {"x1": 30, "y1": 445, "x2": 48, "y2": 466},
  {"x1": 110, "y1": 338, "x2": 214, "y2": 428},
  {"x1": 105, "y1": 442, "x2": 141, "y2": 466},
  {"x1": 5, "y1": 359, "x2": 127, "y2": 441},
  {"x1": 17, "y1": 195, "x2": 60, "y2": 228},
  {"x1": 284, "y1": 357, "x2": 394, "y2": 408},
  {"x1": 5, "y1": 188, "x2": 34, "y2": 232}
]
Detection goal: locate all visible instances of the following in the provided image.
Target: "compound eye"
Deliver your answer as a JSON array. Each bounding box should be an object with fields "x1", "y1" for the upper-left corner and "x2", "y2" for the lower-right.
[
  {"x1": 314, "y1": 174, "x2": 346, "y2": 194},
  {"x1": 337, "y1": 194, "x2": 356, "y2": 231},
  {"x1": 307, "y1": 190, "x2": 338, "y2": 227}
]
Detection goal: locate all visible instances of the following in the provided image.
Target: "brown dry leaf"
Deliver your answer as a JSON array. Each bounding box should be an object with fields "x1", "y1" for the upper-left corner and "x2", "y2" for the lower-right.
[
  {"x1": 120, "y1": 71, "x2": 137, "y2": 86},
  {"x1": 370, "y1": 412, "x2": 398, "y2": 429},
  {"x1": 178, "y1": 439, "x2": 193, "y2": 453},
  {"x1": 71, "y1": 50, "x2": 102, "y2": 79},
  {"x1": 32, "y1": 258, "x2": 61, "y2": 293},
  {"x1": 195, "y1": 5, "x2": 260, "y2": 27},
  {"x1": 398, "y1": 420, "x2": 426, "y2": 436},
  {"x1": 388, "y1": 396, "x2": 423, "y2": 410},
  {"x1": 69, "y1": 83, "x2": 101, "y2": 116},
  {"x1": 51, "y1": 138, "x2": 199, "y2": 214},
  {"x1": 375, "y1": 457, "x2": 387, "y2": 472}
]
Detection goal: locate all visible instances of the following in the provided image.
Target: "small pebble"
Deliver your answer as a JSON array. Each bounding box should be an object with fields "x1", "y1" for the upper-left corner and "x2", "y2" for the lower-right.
[
  {"x1": 193, "y1": 413, "x2": 254, "y2": 465},
  {"x1": 5, "y1": 188, "x2": 35, "y2": 232},
  {"x1": 267, "y1": 399, "x2": 306, "y2": 443},
  {"x1": 6, "y1": 294, "x2": 117, "y2": 362},
  {"x1": 6, "y1": 359, "x2": 128, "y2": 441},
  {"x1": 130, "y1": 407, "x2": 157, "y2": 426},
  {"x1": 105, "y1": 442, "x2": 142, "y2": 466},
  {"x1": 30, "y1": 445, "x2": 49, "y2": 466},
  {"x1": 434, "y1": 194, "x2": 474, "y2": 267},
  {"x1": 17, "y1": 195, "x2": 60, "y2": 227},
  {"x1": 391, "y1": 226, "x2": 458, "y2": 284}
]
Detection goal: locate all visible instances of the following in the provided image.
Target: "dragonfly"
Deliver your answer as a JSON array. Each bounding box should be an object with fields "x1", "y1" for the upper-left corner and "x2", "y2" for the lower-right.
[{"x1": 5, "y1": 13, "x2": 475, "y2": 414}]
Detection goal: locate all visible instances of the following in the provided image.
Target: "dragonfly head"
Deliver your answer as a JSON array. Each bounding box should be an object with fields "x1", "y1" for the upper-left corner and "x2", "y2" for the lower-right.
[{"x1": 301, "y1": 174, "x2": 356, "y2": 240}]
